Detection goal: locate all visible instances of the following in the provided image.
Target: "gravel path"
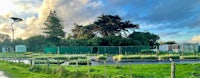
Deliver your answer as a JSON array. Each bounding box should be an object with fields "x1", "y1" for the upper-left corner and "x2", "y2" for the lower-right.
[{"x1": 0, "y1": 71, "x2": 9, "y2": 78}]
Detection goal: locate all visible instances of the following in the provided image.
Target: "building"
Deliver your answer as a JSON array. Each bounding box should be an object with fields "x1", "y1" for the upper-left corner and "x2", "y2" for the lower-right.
[
  {"x1": 179, "y1": 43, "x2": 198, "y2": 53},
  {"x1": 159, "y1": 44, "x2": 172, "y2": 52},
  {"x1": 2, "y1": 46, "x2": 12, "y2": 52},
  {"x1": 171, "y1": 44, "x2": 179, "y2": 53},
  {"x1": 15, "y1": 45, "x2": 27, "y2": 52}
]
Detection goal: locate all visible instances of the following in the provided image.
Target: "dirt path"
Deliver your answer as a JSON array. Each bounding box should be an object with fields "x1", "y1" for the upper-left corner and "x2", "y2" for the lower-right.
[{"x1": 0, "y1": 71, "x2": 9, "y2": 78}]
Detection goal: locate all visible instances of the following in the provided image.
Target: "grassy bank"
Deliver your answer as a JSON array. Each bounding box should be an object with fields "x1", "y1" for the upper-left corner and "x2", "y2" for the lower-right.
[
  {"x1": 0, "y1": 60, "x2": 200, "y2": 78},
  {"x1": 0, "y1": 61, "x2": 55, "y2": 78}
]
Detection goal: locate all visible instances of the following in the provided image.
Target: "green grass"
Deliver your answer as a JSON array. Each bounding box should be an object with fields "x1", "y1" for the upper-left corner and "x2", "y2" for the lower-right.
[
  {"x1": 0, "y1": 60, "x2": 200, "y2": 78},
  {"x1": 0, "y1": 61, "x2": 55, "y2": 78}
]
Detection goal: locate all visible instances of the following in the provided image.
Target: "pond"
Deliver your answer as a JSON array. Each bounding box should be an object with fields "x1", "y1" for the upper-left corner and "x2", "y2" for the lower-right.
[
  {"x1": 90, "y1": 60, "x2": 200, "y2": 65},
  {"x1": 1, "y1": 58, "x2": 200, "y2": 66}
]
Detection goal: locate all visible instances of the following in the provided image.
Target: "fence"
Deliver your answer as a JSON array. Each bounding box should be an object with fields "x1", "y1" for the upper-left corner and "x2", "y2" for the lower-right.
[{"x1": 44, "y1": 46, "x2": 150, "y2": 54}]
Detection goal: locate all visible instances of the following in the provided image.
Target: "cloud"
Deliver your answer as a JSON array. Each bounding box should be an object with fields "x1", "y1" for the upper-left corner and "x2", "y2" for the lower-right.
[
  {"x1": 0, "y1": 0, "x2": 199, "y2": 43},
  {"x1": 18, "y1": 0, "x2": 57, "y2": 39},
  {"x1": 190, "y1": 35, "x2": 200, "y2": 43}
]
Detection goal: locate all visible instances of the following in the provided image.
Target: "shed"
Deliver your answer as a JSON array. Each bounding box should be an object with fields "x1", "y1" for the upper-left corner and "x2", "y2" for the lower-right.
[
  {"x1": 15, "y1": 45, "x2": 27, "y2": 52},
  {"x1": 2, "y1": 46, "x2": 12, "y2": 52}
]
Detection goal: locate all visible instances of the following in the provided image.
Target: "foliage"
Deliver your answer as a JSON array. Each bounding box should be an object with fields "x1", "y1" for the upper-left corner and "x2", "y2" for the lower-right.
[
  {"x1": 1, "y1": 61, "x2": 200, "y2": 78},
  {"x1": 128, "y1": 32, "x2": 160, "y2": 48},
  {"x1": 140, "y1": 49, "x2": 156, "y2": 54},
  {"x1": 43, "y1": 11, "x2": 65, "y2": 46},
  {"x1": 159, "y1": 55, "x2": 180, "y2": 60},
  {"x1": 96, "y1": 54, "x2": 107, "y2": 60}
]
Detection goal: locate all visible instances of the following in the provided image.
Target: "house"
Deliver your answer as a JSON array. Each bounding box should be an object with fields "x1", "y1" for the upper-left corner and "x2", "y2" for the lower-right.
[
  {"x1": 171, "y1": 44, "x2": 179, "y2": 53},
  {"x1": 159, "y1": 44, "x2": 173, "y2": 52},
  {"x1": 179, "y1": 43, "x2": 199, "y2": 53}
]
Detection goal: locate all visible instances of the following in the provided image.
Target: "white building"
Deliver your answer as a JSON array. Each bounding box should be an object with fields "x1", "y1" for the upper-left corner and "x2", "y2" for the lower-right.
[
  {"x1": 179, "y1": 43, "x2": 198, "y2": 53},
  {"x1": 15, "y1": 45, "x2": 27, "y2": 52},
  {"x1": 159, "y1": 44, "x2": 172, "y2": 52}
]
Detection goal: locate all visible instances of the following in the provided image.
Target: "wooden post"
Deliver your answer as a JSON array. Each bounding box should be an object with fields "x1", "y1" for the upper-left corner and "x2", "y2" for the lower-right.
[
  {"x1": 18, "y1": 58, "x2": 20, "y2": 63},
  {"x1": 47, "y1": 59, "x2": 50, "y2": 68},
  {"x1": 129, "y1": 64, "x2": 132, "y2": 78},
  {"x1": 57, "y1": 60, "x2": 60, "y2": 66},
  {"x1": 171, "y1": 62, "x2": 175, "y2": 78},
  {"x1": 32, "y1": 59, "x2": 35, "y2": 68},
  {"x1": 30, "y1": 59, "x2": 32, "y2": 65},
  {"x1": 76, "y1": 61, "x2": 78, "y2": 71},
  {"x1": 104, "y1": 61, "x2": 107, "y2": 77},
  {"x1": 87, "y1": 59, "x2": 90, "y2": 78}
]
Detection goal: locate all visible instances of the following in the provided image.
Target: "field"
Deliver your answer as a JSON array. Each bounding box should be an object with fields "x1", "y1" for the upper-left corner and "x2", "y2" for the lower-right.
[
  {"x1": 0, "y1": 52, "x2": 200, "y2": 78},
  {"x1": 0, "y1": 60, "x2": 200, "y2": 78}
]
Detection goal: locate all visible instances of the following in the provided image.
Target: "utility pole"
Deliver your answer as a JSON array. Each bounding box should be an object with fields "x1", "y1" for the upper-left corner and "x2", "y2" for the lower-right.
[{"x1": 10, "y1": 17, "x2": 23, "y2": 52}]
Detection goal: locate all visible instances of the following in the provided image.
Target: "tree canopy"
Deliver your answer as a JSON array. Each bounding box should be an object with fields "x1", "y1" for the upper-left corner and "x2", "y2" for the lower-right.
[{"x1": 43, "y1": 11, "x2": 65, "y2": 46}]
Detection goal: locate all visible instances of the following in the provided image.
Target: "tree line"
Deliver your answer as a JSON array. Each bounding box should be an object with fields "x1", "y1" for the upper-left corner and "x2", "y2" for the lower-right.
[{"x1": 0, "y1": 11, "x2": 160, "y2": 52}]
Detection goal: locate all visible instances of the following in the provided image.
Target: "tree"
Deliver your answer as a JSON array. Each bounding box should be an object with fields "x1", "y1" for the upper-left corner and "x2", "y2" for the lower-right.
[
  {"x1": 128, "y1": 32, "x2": 160, "y2": 48},
  {"x1": 26, "y1": 35, "x2": 53, "y2": 52},
  {"x1": 43, "y1": 11, "x2": 65, "y2": 46},
  {"x1": 93, "y1": 14, "x2": 139, "y2": 37},
  {"x1": 0, "y1": 33, "x2": 10, "y2": 42}
]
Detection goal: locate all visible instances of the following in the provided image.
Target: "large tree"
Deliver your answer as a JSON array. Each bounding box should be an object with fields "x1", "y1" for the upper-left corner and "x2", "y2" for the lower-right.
[
  {"x1": 93, "y1": 14, "x2": 139, "y2": 37},
  {"x1": 71, "y1": 14, "x2": 139, "y2": 39},
  {"x1": 43, "y1": 11, "x2": 65, "y2": 46}
]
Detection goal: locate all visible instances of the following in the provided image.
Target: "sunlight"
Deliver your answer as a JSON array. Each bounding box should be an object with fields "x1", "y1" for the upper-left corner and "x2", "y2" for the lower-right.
[{"x1": 0, "y1": 0, "x2": 18, "y2": 15}]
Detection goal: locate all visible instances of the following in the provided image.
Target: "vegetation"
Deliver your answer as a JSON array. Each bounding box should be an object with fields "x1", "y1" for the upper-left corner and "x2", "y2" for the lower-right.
[
  {"x1": 42, "y1": 11, "x2": 65, "y2": 46},
  {"x1": 96, "y1": 54, "x2": 107, "y2": 61},
  {"x1": 0, "y1": 61, "x2": 55, "y2": 78},
  {"x1": 0, "y1": 60, "x2": 200, "y2": 78},
  {"x1": 159, "y1": 55, "x2": 180, "y2": 60},
  {"x1": 0, "y1": 14, "x2": 160, "y2": 52}
]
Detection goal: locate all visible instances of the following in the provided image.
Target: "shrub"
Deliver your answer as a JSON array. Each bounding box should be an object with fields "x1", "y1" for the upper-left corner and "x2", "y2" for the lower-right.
[{"x1": 96, "y1": 54, "x2": 107, "y2": 60}]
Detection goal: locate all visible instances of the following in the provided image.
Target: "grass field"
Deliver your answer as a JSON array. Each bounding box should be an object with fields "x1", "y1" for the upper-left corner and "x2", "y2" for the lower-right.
[{"x1": 0, "y1": 60, "x2": 200, "y2": 78}]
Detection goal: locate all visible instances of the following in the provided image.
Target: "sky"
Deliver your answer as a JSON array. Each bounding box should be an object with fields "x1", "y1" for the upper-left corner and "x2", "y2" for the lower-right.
[{"x1": 0, "y1": 0, "x2": 200, "y2": 43}]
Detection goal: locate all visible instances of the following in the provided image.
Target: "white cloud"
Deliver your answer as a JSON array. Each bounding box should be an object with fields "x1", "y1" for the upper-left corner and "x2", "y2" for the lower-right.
[{"x1": 190, "y1": 35, "x2": 200, "y2": 43}]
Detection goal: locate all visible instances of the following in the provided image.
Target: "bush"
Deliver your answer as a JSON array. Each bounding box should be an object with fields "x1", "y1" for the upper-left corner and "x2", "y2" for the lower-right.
[
  {"x1": 140, "y1": 49, "x2": 156, "y2": 54},
  {"x1": 23, "y1": 52, "x2": 33, "y2": 55},
  {"x1": 159, "y1": 55, "x2": 180, "y2": 60},
  {"x1": 96, "y1": 54, "x2": 107, "y2": 60},
  {"x1": 180, "y1": 56, "x2": 200, "y2": 59},
  {"x1": 141, "y1": 55, "x2": 158, "y2": 59},
  {"x1": 69, "y1": 59, "x2": 91, "y2": 65}
]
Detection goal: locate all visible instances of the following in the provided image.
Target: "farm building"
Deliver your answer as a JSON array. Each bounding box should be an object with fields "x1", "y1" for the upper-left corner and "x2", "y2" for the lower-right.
[
  {"x1": 179, "y1": 43, "x2": 198, "y2": 53},
  {"x1": 15, "y1": 45, "x2": 27, "y2": 52},
  {"x1": 171, "y1": 44, "x2": 179, "y2": 53},
  {"x1": 159, "y1": 43, "x2": 199, "y2": 53},
  {"x1": 159, "y1": 44, "x2": 173, "y2": 52},
  {"x1": 2, "y1": 46, "x2": 12, "y2": 52}
]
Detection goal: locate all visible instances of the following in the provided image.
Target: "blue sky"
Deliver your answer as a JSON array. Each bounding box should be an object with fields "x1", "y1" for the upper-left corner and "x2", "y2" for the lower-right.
[{"x1": 0, "y1": 0, "x2": 200, "y2": 43}]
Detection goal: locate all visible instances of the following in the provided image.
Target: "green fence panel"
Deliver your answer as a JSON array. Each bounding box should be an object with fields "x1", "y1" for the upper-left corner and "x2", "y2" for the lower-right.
[
  {"x1": 44, "y1": 47, "x2": 57, "y2": 54},
  {"x1": 44, "y1": 46, "x2": 150, "y2": 54}
]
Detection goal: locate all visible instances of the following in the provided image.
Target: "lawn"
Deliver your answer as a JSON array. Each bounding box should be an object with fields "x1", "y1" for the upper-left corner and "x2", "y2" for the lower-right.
[{"x1": 0, "y1": 60, "x2": 200, "y2": 78}]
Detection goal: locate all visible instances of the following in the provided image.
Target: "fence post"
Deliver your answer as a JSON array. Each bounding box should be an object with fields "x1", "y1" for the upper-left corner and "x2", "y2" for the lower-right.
[
  {"x1": 32, "y1": 59, "x2": 35, "y2": 68},
  {"x1": 87, "y1": 59, "x2": 90, "y2": 78},
  {"x1": 18, "y1": 58, "x2": 20, "y2": 63},
  {"x1": 129, "y1": 64, "x2": 132, "y2": 78},
  {"x1": 104, "y1": 61, "x2": 107, "y2": 78},
  {"x1": 57, "y1": 60, "x2": 60, "y2": 66},
  {"x1": 171, "y1": 62, "x2": 175, "y2": 78},
  {"x1": 47, "y1": 59, "x2": 50, "y2": 69}
]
